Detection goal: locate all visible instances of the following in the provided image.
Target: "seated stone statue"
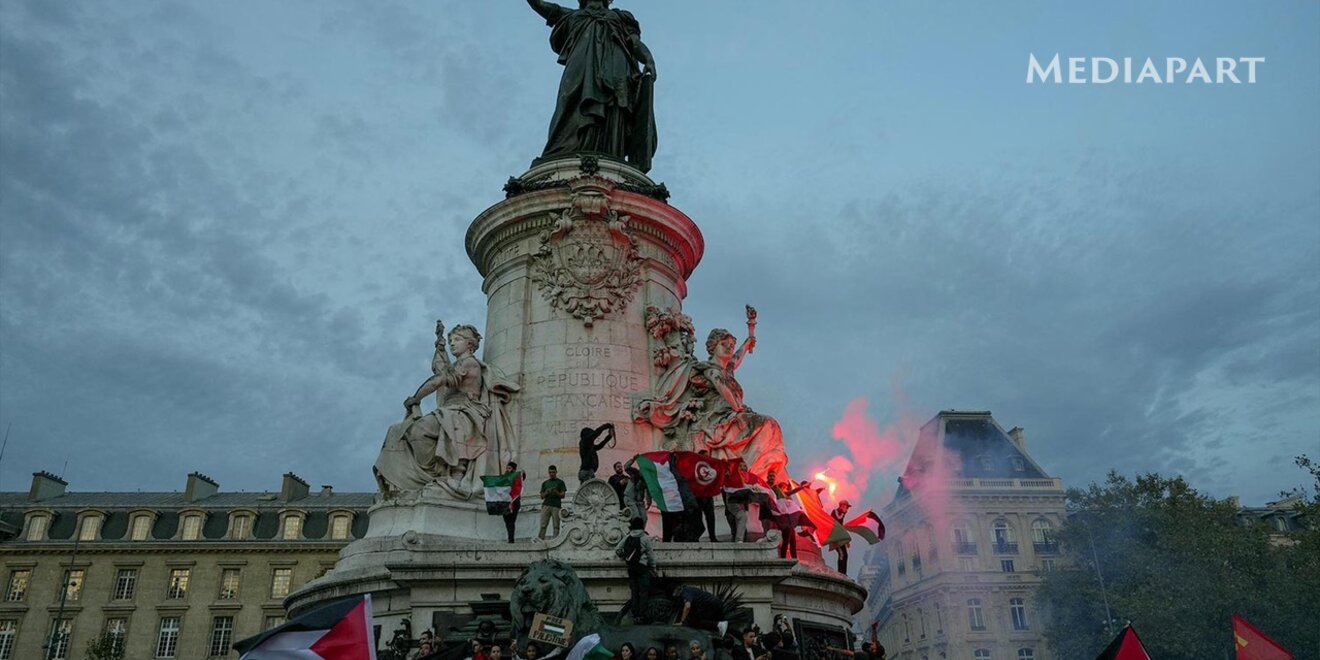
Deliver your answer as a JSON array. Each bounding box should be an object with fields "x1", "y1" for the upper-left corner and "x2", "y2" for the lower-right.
[
  {"x1": 373, "y1": 321, "x2": 519, "y2": 500},
  {"x1": 633, "y1": 306, "x2": 788, "y2": 479}
]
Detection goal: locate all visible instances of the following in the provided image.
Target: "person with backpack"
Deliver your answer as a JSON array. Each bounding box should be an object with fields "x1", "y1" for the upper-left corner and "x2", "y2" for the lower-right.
[{"x1": 614, "y1": 517, "x2": 657, "y2": 623}]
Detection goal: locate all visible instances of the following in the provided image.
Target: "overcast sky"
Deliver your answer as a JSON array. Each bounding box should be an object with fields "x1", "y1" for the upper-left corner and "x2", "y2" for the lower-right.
[{"x1": 1, "y1": 1, "x2": 1317, "y2": 506}]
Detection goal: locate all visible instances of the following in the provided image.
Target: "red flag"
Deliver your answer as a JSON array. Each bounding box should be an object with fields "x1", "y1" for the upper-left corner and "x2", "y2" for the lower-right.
[
  {"x1": 795, "y1": 484, "x2": 850, "y2": 547},
  {"x1": 1094, "y1": 625, "x2": 1151, "y2": 660},
  {"x1": 671, "y1": 451, "x2": 727, "y2": 498},
  {"x1": 234, "y1": 594, "x2": 377, "y2": 660},
  {"x1": 1234, "y1": 614, "x2": 1293, "y2": 660},
  {"x1": 722, "y1": 458, "x2": 747, "y2": 492}
]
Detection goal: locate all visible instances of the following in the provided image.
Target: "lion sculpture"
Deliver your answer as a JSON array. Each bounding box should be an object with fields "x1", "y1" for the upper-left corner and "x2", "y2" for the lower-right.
[{"x1": 510, "y1": 559, "x2": 605, "y2": 639}]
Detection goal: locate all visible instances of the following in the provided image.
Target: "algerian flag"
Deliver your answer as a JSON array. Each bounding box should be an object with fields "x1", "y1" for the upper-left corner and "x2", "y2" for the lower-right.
[
  {"x1": 844, "y1": 511, "x2": 886, "y2": 544},
  {"x1": 566, "y1": 634, "x2": 613, "y2": 660},
  {"x1": 482, "y1": 472, "x2": 523, "y2": 515},
  {"x1": 634, "y1": 452, "x2": 692, "y2": 512}
]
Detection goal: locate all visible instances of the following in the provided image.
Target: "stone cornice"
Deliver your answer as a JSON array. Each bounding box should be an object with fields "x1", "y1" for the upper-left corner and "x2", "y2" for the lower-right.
[{"x1": 0, "y1": 541, "x2": 345, "y2": 557}]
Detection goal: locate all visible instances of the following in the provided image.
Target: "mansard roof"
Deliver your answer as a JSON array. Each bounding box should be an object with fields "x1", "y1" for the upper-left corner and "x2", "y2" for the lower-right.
[{"x1": 895, "y1": 410, "x2": 1051, "y2": 500}]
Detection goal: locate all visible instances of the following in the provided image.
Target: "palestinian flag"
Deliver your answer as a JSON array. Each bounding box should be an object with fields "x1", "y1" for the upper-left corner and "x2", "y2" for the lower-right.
[
  {"x1": 1095, "y1": 625, "x2": 1151, "y2": 660},
  {"x1": 482, "y1": 472, "x2": 523, "y2": 515},
  {"x1": 635, "y1": 451, "x2": 726, "y2": 511},
  {"x1": 566, "y1": 634, "x2": 614, "y2": 660},
  {"x1": 844, "y1": 511, "x2": 886, "y2": 544},
  {"x1": 796, "y1": 486, "x2": 850, "y2": 548},
  {"x1": 234, "y1": 594, "x2": 376, "y2": 660},
  {"x1": 1234, "y1": 614, "x2": 1293, "y2": 660}
]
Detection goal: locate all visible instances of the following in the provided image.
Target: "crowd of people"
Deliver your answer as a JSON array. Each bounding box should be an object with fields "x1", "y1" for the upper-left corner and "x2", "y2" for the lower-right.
[{"x1": 500, "y1": 424, "x2": 856, "y2": 573}]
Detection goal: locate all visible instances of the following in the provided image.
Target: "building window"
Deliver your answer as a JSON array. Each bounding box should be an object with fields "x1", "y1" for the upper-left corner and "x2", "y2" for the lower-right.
[
  {"x1": 901, "y1": 613, "x2": 910, "y2": 642},
  {"x1": 131, "y1": 514, "x2": 153, "y2": 541},
  {"x1": 113, "y1": 568, "x2": 137, "y2": 600},
  {"x1": 0, "y1": 620, "x2": 16, "y2": 660},
  {"x1": 974, "y1": 651, "x2": 991, "y2": 660},
  {"x1": 26, "y1": 514, "x2": 49, "y2": 541},
  {"x1": 208, "y1": 616, "x2": 234, "y2": 657},
  {"x1": 967, "y1": 599, "x2": 986, "y2": 631},
  {"x1": 935, "y1": 602, "x2": 944, "y2": 633},
  {"x1": 4, "y1": 571, "x2": 29, "y2": 602},
  {"x1": 953, "y1": 523, "x2": 976, "y2": 554},
  {"x1": 264, "y1": 616, "x2": 286, "y2": 630},
  {"x1": 993, "y1": 520, "x2": 1018, "y2": 553},
  {"x1": 1040, "y1": 558, "x2": 1057, "y2": 573},
  {"x1": 1272, "y1": 516, "x2": 1289, "y2": 532},
  {"x1": 219, "y1": 568, "x2": 241, "y2": 600},
  {"x1": 63, "y1": 569, "x2": 85, "y2": 602},
  {"x1": 104, "y1": 618, "x2": 128, "y2": 655},
  {"x1": 181, "y1": 515, "x2": 203, "y2": 541},
  {"x1": 1017, "y1": 650, "x2": 1035, "y2": 660},
  {"x1": 1001, "y1": 559, "x2": 1016, "y2": 573},
  {"x1": 330, "y1": 514, "x2": 351, "y2": 540},
  {"x1": 958, "y1": 557, "x2": 977, "y2": 572},
  {"x1": 917, "y1": 608, "x2": 927, "y2": 638},
  {"x1": 1031, "y1": 519, "x2": 1057, "y2": 552},
  {"x1": 48, "y1": 618, "x2": 73, "y2": 659},
  {"x1": 155, "y1": 617, "x2": 181, "y2": 658},
  {"x1": 167, "y1": 568, "x2": 190, "y2": 599},
  {"x1": 78, "y1": 515, "x2": 101, "y2": 541},
  {"x1": 282, "y1": 515, "x2": 302, "y2": 540},
  {"x1": 271, "y1": 568, "x2": 293, "y2": 599},
  {"x1": 230, "y1": 514, "x2": 253, "y2": 540},
  {"x1": 1010, "y1": 598, "x2": 1029, "y2": 630}
]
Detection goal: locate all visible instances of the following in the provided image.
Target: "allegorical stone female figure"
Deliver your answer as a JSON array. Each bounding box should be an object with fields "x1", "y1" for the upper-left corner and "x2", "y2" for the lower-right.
[
  {"x1": 523, "y1": 0, "x2": 658, "y2": 172},
  {"x1": 634, "y1": 306, "x2": 788, "y2": 478},
  {"x1": 373, "y1": 322, "x2": 519, "y2": 499}
]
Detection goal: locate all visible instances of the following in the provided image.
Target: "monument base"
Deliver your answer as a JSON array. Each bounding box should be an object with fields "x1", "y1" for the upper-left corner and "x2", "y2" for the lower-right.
[{"x1": 289, "y1": 482, "x2": 865, "y2": 641}]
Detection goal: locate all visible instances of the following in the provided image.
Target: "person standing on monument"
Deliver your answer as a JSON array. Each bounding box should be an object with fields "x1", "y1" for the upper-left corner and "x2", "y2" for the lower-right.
[
  {"x1": 623, "y1": 463, "x2": 650, "y2": 522},
  {"x1": 608, "y1": 461, "x2": 630, "y2": 510},
  {"x1": 829, "y1": 500, "x2": 852, "y2": 573},
  {"x1": 577, "y1": 422, "x2": 617, "y2": 483},
  {"x1": 615, "y1": 517, "x2": 657, "y2": 624},
  {"x1": 695, "y1": 450, "x2": 718, "y2": 541},
  {"x1": 538, "y1": 465, "x2": 568, "y2": 539},
  {"x1": 521, "y1": 0, "x2": 659, "y2": 172},
  {"x1": 502, "y1": 461, "x2": 525, "y2": 543}
]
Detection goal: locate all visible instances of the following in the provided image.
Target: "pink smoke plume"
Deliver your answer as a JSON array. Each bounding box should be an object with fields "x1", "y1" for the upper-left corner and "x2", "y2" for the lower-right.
[{"x1": 801, "y1": 396, "x2": 923, "y2": 511}]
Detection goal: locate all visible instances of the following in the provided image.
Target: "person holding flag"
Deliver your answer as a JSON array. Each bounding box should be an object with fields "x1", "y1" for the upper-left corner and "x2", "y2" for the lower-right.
[
  {"x1": 482, "y1": 461, "x2": 525, "y2": 543},
  {"x1": 830, "y1": 500, "x2": 852, "y2": 574}
]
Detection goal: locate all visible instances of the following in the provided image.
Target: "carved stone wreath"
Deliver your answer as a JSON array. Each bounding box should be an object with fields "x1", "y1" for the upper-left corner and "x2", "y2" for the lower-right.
[
  {"x1": 531, "y1": 178, "x2": 644, "y2": 327},
  {"x1": 560, "y1": 479, "x2": 627, "y2": 550}
]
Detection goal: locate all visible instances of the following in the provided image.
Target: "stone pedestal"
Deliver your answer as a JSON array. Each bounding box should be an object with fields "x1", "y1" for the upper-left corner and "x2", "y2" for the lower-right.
[
  {"x1": 289, "y1": 482, "x2": 865, "y2": 636},
  {"x1": 467, "y1": 158, "x2": 701, "y2": 489}
]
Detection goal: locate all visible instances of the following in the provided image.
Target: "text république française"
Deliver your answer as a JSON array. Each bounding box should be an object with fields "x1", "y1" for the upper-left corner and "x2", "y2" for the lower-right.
[{"x1": 1027, "y1": 54, "x2": 1264, "y2": 84}]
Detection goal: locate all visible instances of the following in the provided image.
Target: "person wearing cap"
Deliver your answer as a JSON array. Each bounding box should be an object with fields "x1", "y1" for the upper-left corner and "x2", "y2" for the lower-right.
[{"x1": 830, "y1": 500, "x2": 852, "y2": 573}]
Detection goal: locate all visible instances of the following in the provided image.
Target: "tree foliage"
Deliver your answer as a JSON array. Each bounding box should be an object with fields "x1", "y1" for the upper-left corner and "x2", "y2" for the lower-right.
[
  {"x1": 83, "y1": 631, "x2": 125, "y2": 660},
  {"x1": 1036, "y1": 465, "x2": 1319, "y2": 659}
]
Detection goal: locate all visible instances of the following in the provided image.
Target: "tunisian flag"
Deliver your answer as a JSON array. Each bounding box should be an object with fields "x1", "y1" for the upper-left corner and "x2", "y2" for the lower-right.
[
  {"x1": 1234, "y1": 614, "x2": 1293, "y2": 660},
  {"x1": 234, "y1": 594, "x2": 377, "y2": 659},
  {"x1": 1094, "y1": 624, "x2": 1151, "y2": 660}
]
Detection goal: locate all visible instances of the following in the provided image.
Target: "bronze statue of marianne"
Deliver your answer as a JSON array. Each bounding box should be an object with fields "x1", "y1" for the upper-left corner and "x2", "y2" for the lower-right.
[{"x1": 523, "y1": 0, "x2": 658, "y2": 173}]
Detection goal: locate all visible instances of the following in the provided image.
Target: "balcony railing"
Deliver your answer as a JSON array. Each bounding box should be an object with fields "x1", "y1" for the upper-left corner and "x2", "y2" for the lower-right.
[
  {"x1": 954, "y1": 542, "x2": 977, "y2": 554},
  {"x1": 1033, "y1": 541, "x2": 1060, "y2": 554},
  {"x1": 993, "y1": 541, "x2": 1019, "y2": 554}
]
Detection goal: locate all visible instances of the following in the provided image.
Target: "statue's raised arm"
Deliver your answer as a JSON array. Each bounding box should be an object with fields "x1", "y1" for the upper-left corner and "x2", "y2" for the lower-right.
[
  {"x1": 521, "y1": 0, "x2": 659, "y2": 173},
  {"x1": 525, "y1": 0, "x2": 571, "y2": 24}
]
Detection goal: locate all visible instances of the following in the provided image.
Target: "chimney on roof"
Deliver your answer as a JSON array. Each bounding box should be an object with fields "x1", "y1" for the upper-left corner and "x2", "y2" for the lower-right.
[
  {"x1": 1008, "y1": 426, "x2": 1026, "y2": 451},
  {"x1": 185, "y1": 472, "x2": 219, "y2": 502},
  {"x1": 320, "y1": 484, "x2": 334, "y2": 497},
  {"x1": 281, "y1": 472, "x2": 310, "y2": 502},
  {"x1": 28, "y1": 471, "x2": 67, "y2": 502}
]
